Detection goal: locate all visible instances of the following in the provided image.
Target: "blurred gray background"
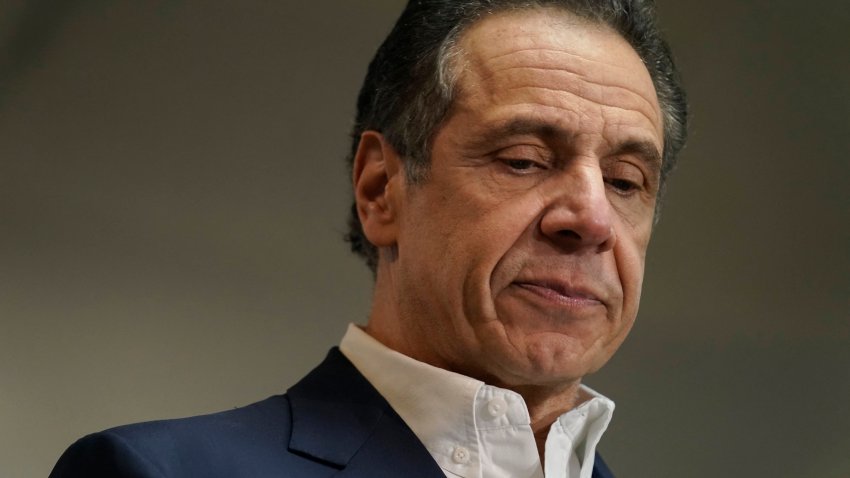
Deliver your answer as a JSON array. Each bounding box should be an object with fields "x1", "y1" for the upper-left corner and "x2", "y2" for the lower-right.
[{"x1": 1, "y1": 1, "x2": 848, "y2": 476}]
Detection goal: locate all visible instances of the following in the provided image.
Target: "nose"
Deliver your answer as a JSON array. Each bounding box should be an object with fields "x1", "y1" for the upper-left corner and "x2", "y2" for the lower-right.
[{"x1": 539, "y1": 168, "x2": 616, "y2": 253}]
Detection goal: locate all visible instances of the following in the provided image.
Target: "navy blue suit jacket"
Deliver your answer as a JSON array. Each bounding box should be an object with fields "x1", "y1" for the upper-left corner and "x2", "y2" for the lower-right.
[{"x1": 50, "y1": 348, "x2": 615, "y2": 477}]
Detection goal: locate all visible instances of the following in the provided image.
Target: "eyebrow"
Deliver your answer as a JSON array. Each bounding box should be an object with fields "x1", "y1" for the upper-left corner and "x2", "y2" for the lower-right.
[
  {"x1": 469, "y1": 117, "x2": 663, "y2": 175},
  {"x1": 470, "y1": 118, "x2": 567, "y2": 146}
]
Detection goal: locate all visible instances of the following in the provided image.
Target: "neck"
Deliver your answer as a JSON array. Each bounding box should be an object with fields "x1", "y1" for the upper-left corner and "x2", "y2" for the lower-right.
[{"x1": 509, "y1": 381, "x2": 584, "y2": 467}]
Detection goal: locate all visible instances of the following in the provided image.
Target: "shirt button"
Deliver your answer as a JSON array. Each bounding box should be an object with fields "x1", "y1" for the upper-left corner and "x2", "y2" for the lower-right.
[
  {"x1": 452, "y1": 446, "x2": 471, "y2": 464},
  {"x1": 487, "y1": 397, "x2": 508, "y2": 418}
]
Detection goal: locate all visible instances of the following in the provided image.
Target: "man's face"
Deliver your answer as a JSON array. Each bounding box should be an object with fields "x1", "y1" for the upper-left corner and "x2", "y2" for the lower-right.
[{"x1": 382, "y1": 9, "x2": 664, "y2": 388}]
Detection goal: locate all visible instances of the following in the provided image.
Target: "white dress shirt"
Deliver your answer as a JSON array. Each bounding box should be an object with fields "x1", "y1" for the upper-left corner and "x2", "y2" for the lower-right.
[{"x1": 339, "y1": 324, "x2": 615, "y2": 478}]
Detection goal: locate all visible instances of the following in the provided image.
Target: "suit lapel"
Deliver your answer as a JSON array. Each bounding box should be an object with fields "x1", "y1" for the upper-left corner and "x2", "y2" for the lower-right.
[{"x1": 287, "y1": 348, "x2": 444, "y2": 478}]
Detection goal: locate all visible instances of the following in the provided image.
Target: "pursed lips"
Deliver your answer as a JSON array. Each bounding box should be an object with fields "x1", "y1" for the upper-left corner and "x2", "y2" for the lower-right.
[{"x1": 512, "y1": 279, "x2": 604, "y2": 307}]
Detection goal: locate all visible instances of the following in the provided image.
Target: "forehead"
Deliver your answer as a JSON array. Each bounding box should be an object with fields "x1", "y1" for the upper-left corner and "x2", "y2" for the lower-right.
[{"x1": 452, "y1": 8, "x2": 663, "y2": 141}]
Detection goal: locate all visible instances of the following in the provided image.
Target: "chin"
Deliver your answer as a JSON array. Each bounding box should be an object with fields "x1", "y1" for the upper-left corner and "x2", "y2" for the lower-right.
[{"x1": 488, "y1": 334, "x2": 608, "y2": 386}]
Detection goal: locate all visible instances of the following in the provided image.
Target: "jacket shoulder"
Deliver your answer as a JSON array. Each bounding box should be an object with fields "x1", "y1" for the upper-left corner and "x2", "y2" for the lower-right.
[
  {"x1": 49, "y1": 395, "x2": 332, "y2": 478},
  {"x1": 50, "y1": 349, "x2": 442, "y2": 478}
]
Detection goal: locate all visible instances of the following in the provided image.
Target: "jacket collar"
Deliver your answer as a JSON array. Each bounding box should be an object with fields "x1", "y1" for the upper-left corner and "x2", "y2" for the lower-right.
[
  {"x1": 287, "y1": 347, "x2": 614, "y2": 478},
  {"x1": 286, "y1": 347, "x2": 445, "y2": 477}
]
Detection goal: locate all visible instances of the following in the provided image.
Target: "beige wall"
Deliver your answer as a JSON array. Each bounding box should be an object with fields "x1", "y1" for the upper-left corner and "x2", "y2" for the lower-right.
[{"x1": 1, "y1": 1, "x2": 848, "y2": 476}]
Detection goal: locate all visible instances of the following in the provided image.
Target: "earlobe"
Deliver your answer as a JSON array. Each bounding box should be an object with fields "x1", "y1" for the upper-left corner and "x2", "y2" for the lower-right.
[{"x1": 352, "y1": 131, "x2": 403, "y2": 248}]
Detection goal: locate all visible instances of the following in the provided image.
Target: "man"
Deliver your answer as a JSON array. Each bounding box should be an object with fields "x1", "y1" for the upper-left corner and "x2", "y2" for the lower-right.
[{"x1": 51, "y1": 0, "x2": 686, "y2": 477}]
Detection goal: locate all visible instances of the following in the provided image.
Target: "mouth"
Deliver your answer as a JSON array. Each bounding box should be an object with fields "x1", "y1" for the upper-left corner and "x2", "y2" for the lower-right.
[{"x1": 512, "y1": 280, "x2": 603, "y2": 308}]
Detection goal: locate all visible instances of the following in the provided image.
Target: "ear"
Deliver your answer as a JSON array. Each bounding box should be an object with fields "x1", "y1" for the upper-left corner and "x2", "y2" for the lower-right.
[{"x1": 352, "y1": 131, "x2": 403, "y2": 248}]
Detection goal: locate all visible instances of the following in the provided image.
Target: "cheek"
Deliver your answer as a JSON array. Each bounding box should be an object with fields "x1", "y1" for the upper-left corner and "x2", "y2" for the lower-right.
[
  {"x1": 613, "y1": 225, "x2": 651, "y2": 316},
  {"x1": 428, "y1": 177, "x2": 543, "y2": 255},
  {"x1": 438, "y1": 192, "x2": 548, "y2": 317},
  {"x1": 459, "y1": 194, "x2": 544, "y2": 265}
]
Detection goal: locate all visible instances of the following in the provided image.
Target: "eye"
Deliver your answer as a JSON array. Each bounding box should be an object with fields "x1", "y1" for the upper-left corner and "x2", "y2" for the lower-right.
[
  {"x1": 603, "y1": 161, "x2": 647, "y2": 196},
  {"x1": 492, "y1": 144, "x2": 551, "y2": 175},
  {"x1": 500, "y1": 159, "x2": 547, "y2": 174},
  {"x1": 503, "y1": 159, "x2": 541, "y2": 172},
  {"x1": 605, "y1": 177, "x2": 641, "y2": 194}
]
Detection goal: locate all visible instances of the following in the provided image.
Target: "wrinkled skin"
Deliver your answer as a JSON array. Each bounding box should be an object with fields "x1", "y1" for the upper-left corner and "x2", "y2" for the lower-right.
[{"x1": 355, "y1": 9, "x2": 664, "y2": 404}]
